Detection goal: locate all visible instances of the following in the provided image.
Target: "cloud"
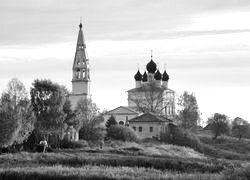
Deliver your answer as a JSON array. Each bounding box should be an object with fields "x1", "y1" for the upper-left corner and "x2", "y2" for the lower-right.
[
  {"x1": 90, "y1": 29, "x2": 250, "y2": 41},
  {"x1": 1, "y1": 0, "x2": 250, "y2": 45}
]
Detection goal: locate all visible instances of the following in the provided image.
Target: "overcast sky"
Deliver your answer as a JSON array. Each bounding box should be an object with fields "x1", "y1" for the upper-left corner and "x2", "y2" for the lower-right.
[{"x1": 0, "y1": 0, "x2": 250, "y2": 124}]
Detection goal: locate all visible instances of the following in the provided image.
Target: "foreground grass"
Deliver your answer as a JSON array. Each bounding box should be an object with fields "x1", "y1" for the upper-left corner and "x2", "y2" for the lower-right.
[
  {"x1": 0, "y1": 165, "x2": 223, "y2": 180},
  {"x1": 0, "y1": 151, "x2": 237, "y2": 173}
]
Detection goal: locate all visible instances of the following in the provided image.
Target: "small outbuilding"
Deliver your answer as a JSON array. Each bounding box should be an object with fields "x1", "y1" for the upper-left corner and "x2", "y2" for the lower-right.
[{"x1": 128, "y1": 112, "x2": 173, "y2": 139}]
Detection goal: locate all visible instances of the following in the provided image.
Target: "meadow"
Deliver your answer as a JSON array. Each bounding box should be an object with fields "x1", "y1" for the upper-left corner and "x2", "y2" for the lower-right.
[{"x1": 0, "y1": 133, "x2": 250, "y2": 180}]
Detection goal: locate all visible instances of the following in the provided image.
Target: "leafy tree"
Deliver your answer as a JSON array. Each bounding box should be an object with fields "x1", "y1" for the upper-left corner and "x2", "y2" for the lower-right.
[
  {"x1": 105, "y1": 115, "x2": 117, "y2": 128},
  {"x1": 74, "y1": 98, "x2": 100, "y2": 128},
  {"x1": 231, "y1": 117, "x2": 250, "y2": 140},
  {"x1": 63, "y1": 98, "x2": 75, "y2": 124},
  {"x1": 30, "y1": 79, "x2": 66, "y2": 140},
  {"x1": 0, "y1": 78, "x2": 35, "y2": 148},
  {"x1": 207, "y1": 113, "x2": 230, "y2": 139},
  {"x1": 0, "y1": 93, "x2": 20, "y2": 147},
  {"x1": 178, "y1": 91, "x2": 201, "y2": 130},
  {"x1": 6, "y1": 78, "x2": 28, "y2": 106},
  {"x1": 75, "y1": 98, "x2": 104, "y2": 141}
]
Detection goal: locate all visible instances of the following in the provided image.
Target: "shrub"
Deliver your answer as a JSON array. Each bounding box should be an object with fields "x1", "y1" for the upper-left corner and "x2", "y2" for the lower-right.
[
  {"x1": 79, "y1": 123, "x2": 106, "y2": 142},
  {"x1": 160, "y1": 125, "x2": 203, "y2": 152},
  {"x1": 60, "y1": 139, "x2": 88, "y2": 149},
  {"x1": 107, "y1": 125, "x2": 138, "y2": 142},
  {"x1": 105, "y1": 115, "x2": 117, "y2": 128}
]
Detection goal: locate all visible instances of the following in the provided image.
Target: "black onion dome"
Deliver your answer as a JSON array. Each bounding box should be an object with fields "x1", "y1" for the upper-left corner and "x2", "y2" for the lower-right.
[
  {"x1": 142, "y1": 71, "x2": 148, "y2": 82},
  {"x1": 146, "y1": 59, "x2": 157, "y2": 73},
  {"x1": 162, "y1": 70, "x2": 169, "y2": 81},
  {"x1": 134, "y1": 70, "x2": 142, "y2": 81},
  {"x1": 154, "y1": 69, "x2": 162, "y2": 80}
]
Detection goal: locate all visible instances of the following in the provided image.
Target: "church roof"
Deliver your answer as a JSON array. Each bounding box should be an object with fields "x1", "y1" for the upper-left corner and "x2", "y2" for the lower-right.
[
  {"x1": 73, "y1": 23, "x2": 88, "y2": 69},
  {"x1": 105, "y1": 106, "x2": 139, "y2": 115},
  {"x1": 129, "y1": 112, "x2": 172, "y2": 123}
]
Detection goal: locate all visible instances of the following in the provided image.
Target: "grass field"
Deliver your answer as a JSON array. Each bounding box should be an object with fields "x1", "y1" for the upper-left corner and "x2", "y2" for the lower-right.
[{"x1": 0, "y1": 134, "x2": 250, "y2": 180}]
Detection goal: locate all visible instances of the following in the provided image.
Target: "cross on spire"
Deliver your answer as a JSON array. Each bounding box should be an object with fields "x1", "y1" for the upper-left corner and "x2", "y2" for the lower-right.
[
  {"x1": 151, "y1": 49, "x2": 153, "y2": 59},
  {"x1": 79, "y1": 16, "x2": 82, "y2": 29}
]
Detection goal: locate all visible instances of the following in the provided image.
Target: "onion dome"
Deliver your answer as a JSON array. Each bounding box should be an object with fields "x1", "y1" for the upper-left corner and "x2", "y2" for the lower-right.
[
  {"x1": 146, "y1": 59, "x2": 157, "y2": 73},
  {"x1": 162, "y1": 70, "x2": 169, "y2": 81},
  {"x1": 134, "y1": 70, "x2": 142, "y2": 81},
  {"x1": 142, "y1": 71, "x2": 148, "y2": 82},
  {"x1": 79, "y1": 23, "x2": 82, "y2": 29},
  {"x1": 154, "y1": 69, "x2": 162, "y2": 80}
]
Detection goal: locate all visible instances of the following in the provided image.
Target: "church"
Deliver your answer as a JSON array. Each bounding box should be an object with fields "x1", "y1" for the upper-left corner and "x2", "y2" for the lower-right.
[
  {"x1": 104, "y1": 55, "x2": 176, "y2": 138},
  {"x1": 127, "y1": 55, "x2": 175, "y2": 118},
  {"x1": 67, "y1": 22, "x2": 176, "y2": 139}
]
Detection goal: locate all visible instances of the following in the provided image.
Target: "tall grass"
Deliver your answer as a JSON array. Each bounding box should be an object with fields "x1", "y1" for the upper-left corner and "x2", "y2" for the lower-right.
[
  {"x1": 0, "y1": 151, "x2": 236, "y2": 173},
  {"x1": 0, "y1": 165, "x2": 223, "y2": 180},
  {"x1": 199, "y1": 134, "x2": 250, "y2": 161}
]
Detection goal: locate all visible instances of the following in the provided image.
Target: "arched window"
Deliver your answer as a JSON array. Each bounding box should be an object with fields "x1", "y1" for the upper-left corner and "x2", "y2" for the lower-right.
[
  {"x1": 119, "y1": 121, "x2": 124, "y2": 125},
  {"x1": 76, "y1": 69, "x2": 81, "y2": 79},
  {"x1": 82, "y1": 69, "x2": 86, "y2": 78}
]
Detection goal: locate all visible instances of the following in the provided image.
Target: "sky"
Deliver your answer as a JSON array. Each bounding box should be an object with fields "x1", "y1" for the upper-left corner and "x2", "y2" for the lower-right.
[{"x1": 0, "y1": 0, "x2": 250, "y2": 124}]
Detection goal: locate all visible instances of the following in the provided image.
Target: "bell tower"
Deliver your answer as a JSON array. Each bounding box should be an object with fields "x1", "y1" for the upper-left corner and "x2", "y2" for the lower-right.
[{"x1": 69, "y1": 22, "x2": 90, "y2": 109}]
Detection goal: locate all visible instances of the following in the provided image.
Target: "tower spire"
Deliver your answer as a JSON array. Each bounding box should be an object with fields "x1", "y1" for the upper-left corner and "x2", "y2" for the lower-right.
[{"x1": 151, "y1": 49, "x2": 153, "y2": 59}]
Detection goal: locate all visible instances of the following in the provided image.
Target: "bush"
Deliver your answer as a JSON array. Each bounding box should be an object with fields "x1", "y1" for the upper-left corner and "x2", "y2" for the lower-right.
[
  {"x1": 79, "y1": 123, "x2": 105, "y2": 142},
  {"x1": 60, "y1": 139, "x2": 88, "y2": 149},
  {"x1": 107, "y1": 125, "x2": 138, "y2": 142},
  {"x1": 160, "y1": 125, "x2": 203, "y2": 152}
]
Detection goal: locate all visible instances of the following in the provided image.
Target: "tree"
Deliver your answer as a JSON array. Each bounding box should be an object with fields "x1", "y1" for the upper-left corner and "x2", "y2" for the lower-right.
[
  {"x1": 6, "y1": 78, "x2": 28, "y2": 106},
  {"x1": 74, "y1": 98, "x2": 100, "y2": 128},
  {"x1": 75, "y1": 98, "x2": 105, "y2": 141},
  {"x1": 231, "y1": 117, "x2": 250, "y2": 140},
  {"x1": 63, "y1": 98, "x2": 75, "y2": 124},
  {"x1": 0, "y1": 93, "x2": 20, "y2": 147},
  {"x1": 0, "y1": 78, "x2": 35, "y2": 148},
  {"x1": 129, "y1": 82, "x2": 174, "y2": 115},
  {"x1": 105, "y1": 115, "x2": 117, "y2": 128},
  {"x1": 207, "y1": 113, "x2": 230, "y2": 139},
  {"x1": 177, "y1": 91, "x2": 200, "y2": 130},
  {"x1": 30, "y1": 79, "x2": 66, "y2": 140}
]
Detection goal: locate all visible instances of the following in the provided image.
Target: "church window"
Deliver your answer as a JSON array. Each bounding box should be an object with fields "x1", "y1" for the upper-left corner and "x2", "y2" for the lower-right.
[
  {"x1": 119, "y1": 121, "x2": 124, "y2": 125},
  {"x1": 139, "y1": 127, "x2": 142, "y2": 132},
  {"x1": 77, "y1": 60, "x2": 80, "y2": 65},
  {"x1": 76, "y1": 69, "x2": 81, "y2": 79},
  {"x1": 133, "y1": 127, "x2": 136, "y2": 131},
  {"x1": 150, "y1": 127, "x2": 153, "y2": 132},
  {"x1": 126, "y1": 116, "x2": 128, "y2": 121},
  {"x1": 82, "y1": 69, "x2": 86, "y2": 78}
]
